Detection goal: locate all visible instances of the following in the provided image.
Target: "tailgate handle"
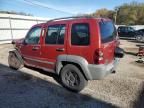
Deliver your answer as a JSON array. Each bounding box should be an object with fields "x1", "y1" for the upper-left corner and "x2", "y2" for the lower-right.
[{"x1": 56, "y1": 48, "x2": 65, "y2": 52}]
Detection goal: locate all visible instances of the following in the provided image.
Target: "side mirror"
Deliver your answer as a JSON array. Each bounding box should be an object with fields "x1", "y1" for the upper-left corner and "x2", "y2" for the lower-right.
[
  {"x1": 22, "y1": 39, "x2": 27, "y2": 45},
  {"x1": 12, "y1": 40, "x2": 15, "y2": 44}
]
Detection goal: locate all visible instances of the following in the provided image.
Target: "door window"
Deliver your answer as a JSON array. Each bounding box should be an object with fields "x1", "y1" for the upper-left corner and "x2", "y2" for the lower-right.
[
  {"x1": 57, "y1": 25, "x2": 65, "y2": 44},
  {"x1": 25, "y1": 27, "x2": 41, "y2": 44},
  {"x1": 128, "y1": 27, "x2": 135, "y2": 32},
  {"x1": 119, "y1": 27, "x2": 126, "y2": 32},
  {"x1": 45, "y1": 24, "x2": 66, "y2": 44}
]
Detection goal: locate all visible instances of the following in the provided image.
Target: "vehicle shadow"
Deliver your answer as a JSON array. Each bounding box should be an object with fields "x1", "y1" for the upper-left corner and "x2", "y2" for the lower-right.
[
  {"x1": 124, "y1": 45, "x2": 144, "y2": 57},
  {"x1": 24, "y1": 65, "x2": 61, "y2": 84},
  {"x1": 0, "y1": 63, "x2": 117, "y2": 108},
  {"x1": 133, "y1": 83, "x2": 144, "y2": 108},
  {"x1": 128, "y1": 40, "x2": 144, "y2": 44},
  {"x1": 124, "y1": 50, "x2": 137, "y2": 56},
  {"x1": 119, "y1": 37, "x2": 135, "y2": 40}
]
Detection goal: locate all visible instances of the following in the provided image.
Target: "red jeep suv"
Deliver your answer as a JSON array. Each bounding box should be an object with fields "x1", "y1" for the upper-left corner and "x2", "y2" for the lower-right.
[{"x1": 8, "y1": 16, "x2": 124, "y2": 92}]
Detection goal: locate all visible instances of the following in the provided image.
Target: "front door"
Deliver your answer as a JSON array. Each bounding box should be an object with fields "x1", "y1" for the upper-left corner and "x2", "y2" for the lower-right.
[
  {"x1": 41, "y1": 23, "x2": 67, "y2": 72},
  {"x1": 20, "y1": 26, "x2": 42, "y2": 66}
]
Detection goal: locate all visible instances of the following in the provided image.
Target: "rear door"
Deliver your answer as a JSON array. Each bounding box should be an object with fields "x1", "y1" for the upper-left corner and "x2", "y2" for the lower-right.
[
  {"x1": 67, "y1": 20, "x2": 92, "y2": 63},
  {"x1": 99, "y1": 21, "x2": 117, "y2": 63},
  {"x1": 41, "y1": 23, "x2": 67, "y2": 71}
]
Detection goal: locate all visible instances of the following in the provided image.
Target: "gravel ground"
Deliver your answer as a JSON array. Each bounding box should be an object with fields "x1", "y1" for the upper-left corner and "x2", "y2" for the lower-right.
[{"x1": 0, "y1": 39, "x2": 144, "y2": 108}]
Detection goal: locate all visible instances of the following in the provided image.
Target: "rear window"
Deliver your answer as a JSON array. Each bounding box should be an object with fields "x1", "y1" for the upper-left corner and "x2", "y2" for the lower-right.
[{"x1": 99, "y1": 21, "x2": 116, "y2": 43}]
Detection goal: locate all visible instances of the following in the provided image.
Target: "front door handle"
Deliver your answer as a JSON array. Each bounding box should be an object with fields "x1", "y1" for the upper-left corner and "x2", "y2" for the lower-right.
[
  {"x1": 56, "y1": 48, "x2": 65, "y2": 52},
  {"x1": 32, "y1": 46, "x2": 40, "y2": 51}
]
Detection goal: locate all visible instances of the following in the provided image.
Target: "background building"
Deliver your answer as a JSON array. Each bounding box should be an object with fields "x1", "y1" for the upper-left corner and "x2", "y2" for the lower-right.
[{"x1": 0, "y1": 13, "x2": 50, "y2": 44}]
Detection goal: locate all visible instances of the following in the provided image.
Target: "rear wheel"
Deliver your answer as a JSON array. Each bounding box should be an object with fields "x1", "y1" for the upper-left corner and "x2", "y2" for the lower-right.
[
  {"x1": 8, "y1": 52, "x2": 23, "y2": 70},
  {"x1": 60, "y1": 64, "x2": 87, "y2": 92}
]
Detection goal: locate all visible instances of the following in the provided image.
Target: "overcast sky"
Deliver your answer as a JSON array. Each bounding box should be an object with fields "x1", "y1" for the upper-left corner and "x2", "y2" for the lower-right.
[{"x1": 0, "y1": 0, "x2": 144, "y2": 18}]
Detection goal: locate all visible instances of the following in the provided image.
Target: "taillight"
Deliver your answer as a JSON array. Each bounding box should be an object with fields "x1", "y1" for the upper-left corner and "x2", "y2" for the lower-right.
[{"x1": 93, "y1": 48, "x2": 104, "y2": 64}]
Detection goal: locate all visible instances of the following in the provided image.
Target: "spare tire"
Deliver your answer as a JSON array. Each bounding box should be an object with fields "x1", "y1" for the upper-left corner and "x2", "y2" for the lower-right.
[{"x1": 114, "y1": 47, "x2": 124, "y2": 58}]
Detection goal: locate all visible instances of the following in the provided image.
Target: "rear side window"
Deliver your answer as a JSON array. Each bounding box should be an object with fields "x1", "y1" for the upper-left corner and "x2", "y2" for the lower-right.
[
  {"x1": 99, "y1": 21, "x2": 116, "y2": 43},
  {"x1": 71, "y1": 23, "x2": 90, "y2": 45}
]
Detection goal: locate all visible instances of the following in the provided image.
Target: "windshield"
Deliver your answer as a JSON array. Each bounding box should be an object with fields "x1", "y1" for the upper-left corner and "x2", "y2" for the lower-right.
[{"x1": 99, "y1": 21, "x2": 117, "y2": 43}]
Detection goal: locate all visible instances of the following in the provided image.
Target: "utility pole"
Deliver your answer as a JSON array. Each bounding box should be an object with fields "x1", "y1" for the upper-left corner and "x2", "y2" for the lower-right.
[
  {"x1": 115, "y1": 8, "x2": 119, "y2": 25},
  {"x1": 9, "y1": 16, "x2": 13, "y2": 41}
]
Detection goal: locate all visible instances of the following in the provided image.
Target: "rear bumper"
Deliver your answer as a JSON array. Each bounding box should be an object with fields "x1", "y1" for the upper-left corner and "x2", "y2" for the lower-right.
[{"x1": 88, "y1": 58, "x2": 120, "y2": 80}]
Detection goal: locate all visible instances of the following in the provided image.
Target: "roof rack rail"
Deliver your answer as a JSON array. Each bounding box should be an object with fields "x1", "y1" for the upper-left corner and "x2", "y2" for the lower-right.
[{"x1": 47, "y1": 16, "x2": 95, "y2": 22}]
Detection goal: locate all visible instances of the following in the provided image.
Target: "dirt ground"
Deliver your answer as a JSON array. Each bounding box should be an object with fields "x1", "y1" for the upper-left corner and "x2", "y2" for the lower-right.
[{"x1": 0, "y1": 39, "x2": 143, "y2": 108}]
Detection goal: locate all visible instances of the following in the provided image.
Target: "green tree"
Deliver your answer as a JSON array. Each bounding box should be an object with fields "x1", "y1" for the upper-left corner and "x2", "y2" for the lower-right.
[
  {"x1": 116, "y1": 1, "x2": 144, "y2": 25},
  {"x1": 90, "y1": 8, "x2": 115, "y2": 21},
  {"x1": 88, "y1": 1, "x2": 144, "y2": 25}
]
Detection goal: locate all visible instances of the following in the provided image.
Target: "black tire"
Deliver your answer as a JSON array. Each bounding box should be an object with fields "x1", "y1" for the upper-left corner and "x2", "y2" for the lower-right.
[
  {"x1": 8, "y1": 52, "x2": 23, "y2": 70},
  {"x1": 60, "y1": 64, "x2": 88, "y2": 92},
  {"x1": 136, "y1": 35, "x2": 142, "y2": 42}
]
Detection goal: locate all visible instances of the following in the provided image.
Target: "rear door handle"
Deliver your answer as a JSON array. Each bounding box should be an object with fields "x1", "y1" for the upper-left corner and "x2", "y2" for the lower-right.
[
  {"x1": 32, "y1": 46, "x2": 40, "y2": 51},
  {"x1": 56, "y1": 48, "x2": 65, "y2": 52}
]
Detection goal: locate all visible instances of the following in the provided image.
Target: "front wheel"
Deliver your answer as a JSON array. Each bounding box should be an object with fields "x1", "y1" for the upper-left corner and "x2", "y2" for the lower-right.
[
  {"x1": 60, "y1": 64, "x2": 88, "y2": 92},
  {"x1": 8, "y1": 52, "x2": 23, "y2": 70},
  {"x1": 136, "y1": 35, "x2": 143, "y2": 42}
]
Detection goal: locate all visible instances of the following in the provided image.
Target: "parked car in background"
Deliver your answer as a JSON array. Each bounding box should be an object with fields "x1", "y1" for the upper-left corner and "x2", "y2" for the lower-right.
[
  {"x1": 118, "y1": 26, "x2": 144, "y2": 42},
  {"x1": 117, "y1": 26, "x2": 136, "y2": 37},
  {"x1": 8, "y1": 16, "x2": 124, "y2": 92},
  {"x1": 137, "y1": 29, "x2": 144, "y2": 33}
]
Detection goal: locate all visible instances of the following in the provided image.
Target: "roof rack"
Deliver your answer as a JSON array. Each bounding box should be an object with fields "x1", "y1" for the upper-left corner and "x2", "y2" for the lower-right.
[{"x1": 47, "y1": 16, "x2": 95, "y2": 22}]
